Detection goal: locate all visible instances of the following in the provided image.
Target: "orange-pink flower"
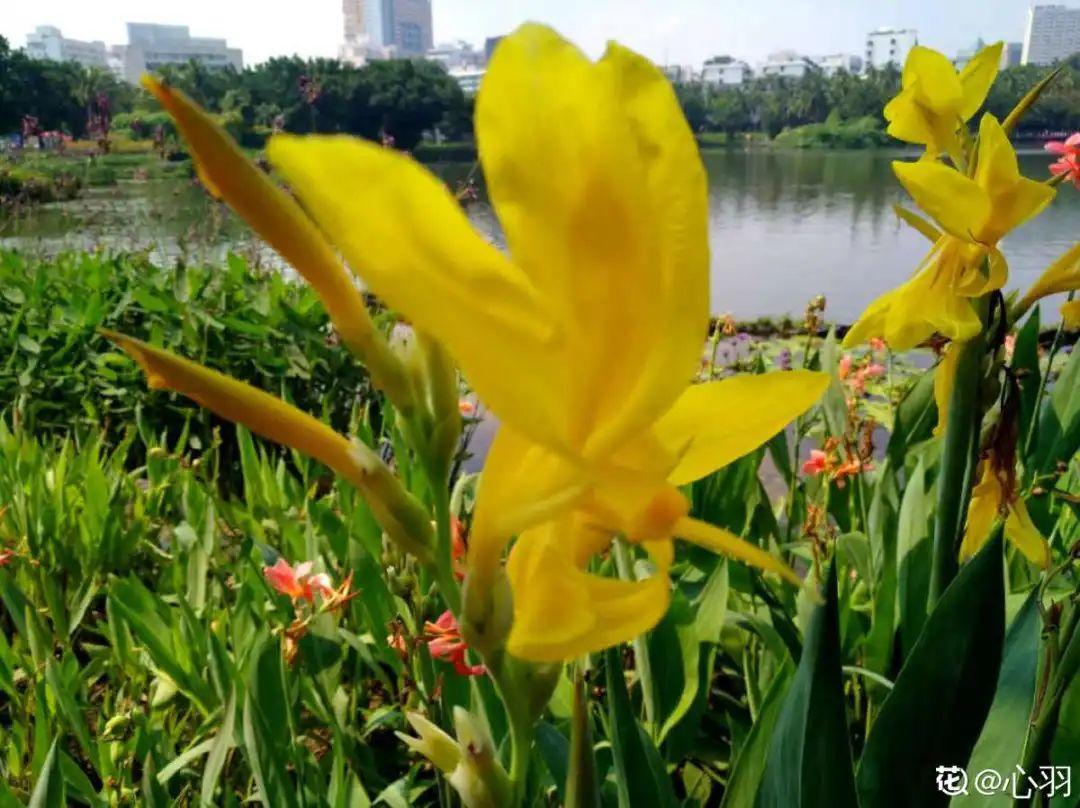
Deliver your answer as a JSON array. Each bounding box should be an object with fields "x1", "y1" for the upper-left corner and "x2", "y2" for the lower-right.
[
  {"x1": 424, "y1": 610, "x2": 485, "y2": 677},
  {"x1": 458, "y1": 398, "x2": 476, "y2": 416},
  {"x1": 450, "y1": 517, "x2": 468, "y2": 582},
  {"x1": 264, "y1": 558, "x2": 335, "y2": 603},
  {"x1": 1047, "y1": 132, "x2": 1080, "y2": 189},
  {"x1": 869, "y1": 337, "x2": 888, "y2": 354},
  {"x1": 838, "y1": 354, "x2": 854, "y2": 380},
  {"x1": 802, "y1": 449, "x2": 830, "y2": 476},
  {"x1": 0, "y1": 549, "x2": 14, "y2": 567}
]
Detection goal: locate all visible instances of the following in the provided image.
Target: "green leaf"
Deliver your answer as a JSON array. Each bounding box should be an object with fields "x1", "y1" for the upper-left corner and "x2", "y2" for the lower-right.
[
  {"x1": 887, "y1": 368, "x2": 938, "y2": 468},
  {"x1": 28, "y1": 737, "x2": 65, "y2": 808},
  {"x1": 45, "y1": 660, "x2": 99, "y2": 772},
  {"x1": 756, "y1": 564, "x2": 858, "y2": 808},
  {"x1": 535, "y1": 721, "x2": 570, "y2": 807},
  {"x1": 1033, "y1": 339, "x2": 1080, "y2": 477},
  {"x1": 243, "y1": 637, "x2": 300, "y2": 808},
  {"x1": 603, "y1": 648, "x2": 678, "y2": 808},
  {"x1": 896, "y1": 458, "x2": 933, "y2": 658},
  {"x1": 201, "y1": 689, "x2": 238, "y2": 806},
  {"x1": 1013, "y1": 307, "x2": 1041, "y2": 449},
  {"x1": 857, "y1": 530, "x2": 1005, "y2": 807},
  {"x1": 719, "y1": 659, "x2": 794, "y2": 808},
  {"x1": 951, "y1": 591, "x2": 1040, "y2": 807}
]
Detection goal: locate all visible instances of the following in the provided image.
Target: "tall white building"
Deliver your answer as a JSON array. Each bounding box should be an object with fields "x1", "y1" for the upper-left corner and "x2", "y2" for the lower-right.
[
  {"x1": 864, "y1": 28, "x2": 918, "y2": 71},
  {"x1": 1022, "y1": 5, "x2": 1080, "y2": 65},
  {"x1": 760, "y1": 50, "x2": 819, "y2": 79},
  {"x1": 25, "y1": 25, "x2": 108, "y2": 69},
  {"x1": 341, "y1": 0, "x2": 433, "y2": 62},
  {"x1": 119, "y1": 24, "x2": 242, "y2": 83}
]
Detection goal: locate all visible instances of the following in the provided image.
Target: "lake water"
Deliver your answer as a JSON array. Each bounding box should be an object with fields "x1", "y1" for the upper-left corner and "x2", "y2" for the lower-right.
[{"x1": 3, "y1": 148, "x2": 1076, "y2": 323}]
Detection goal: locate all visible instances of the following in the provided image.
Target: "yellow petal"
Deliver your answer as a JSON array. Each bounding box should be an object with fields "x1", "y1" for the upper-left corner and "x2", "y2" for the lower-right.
[
  {"x1": 843, "y1": 286, "x2": 903, "y2": 349},
  {"x1": 1018, "y1": 241, "x2": 1080, "y2": 311},
  {"x1": 885, "y1": 48, "x2": 963, "y2": 151},
  {"x1": 884, "y1": 83, "x2": 934, "y2": 145},
  {"x1": 476, "y1": 25, "x2": 709, "y2": 457},
  {"x1": 468, "y1": 427, "x2": 588, "y2": 581},
  {"x1": 893, "y1": 159, "x2": 990, "y2": 242},
  {"x1": 894, "y1": 203, "x2": 943, "y2": 243},
  {"x1": 505, "y1": 516, "x2": 672, "y2": 662},
  {"x1": 140, "y1": 77, "x2": 400, "y2": 391},
  {"x1": 959, "y1": 463, "x2": 1004, "y2": 561},
  {"x1": 1062, "y1": 300, "x2": 1080, "y2": 328},
  {"x1": 655, "y1": 371, "x2": 830, "y2": 485},
  {"x1": 903, "y1": 47, "x2": 963, "y2": 111},
  {"x1": 675, "y1": 516, "x2": 799, "y2": 586},
  {"x1": 267, "y1": 134, "x2": 568, "y2": 450},
  {"x1": 958, "y1": 42, "x2": 1003, "y2": 121},
  {"x1": 974, "y1": 114, "x2": 1056, "y2": 242},
  {"x1": 932, "y1": 343, "x2": 961, "y2": 438},
  {"x1": 1004, "y1": 498, "x2": 1050, "y2": 568}
]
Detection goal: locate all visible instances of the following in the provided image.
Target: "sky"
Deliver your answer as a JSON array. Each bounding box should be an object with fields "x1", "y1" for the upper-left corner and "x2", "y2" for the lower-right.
[{"x1": 0, "y1": 0, "x2": 1046, "y2": 68}]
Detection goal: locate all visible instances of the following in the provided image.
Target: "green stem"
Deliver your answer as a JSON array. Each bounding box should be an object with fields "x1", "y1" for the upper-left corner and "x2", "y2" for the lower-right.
[
  {"x1": 612, "y1": 540, "x2": 656, "y2": 735},
  {"x1": 566, "y1": 664, "x2": 600, "y2": 808},
  {"x1": 485, "y1": 653, "x2": 534, "y2": 806},
  {"x1": 929, "y1": 311, "x2": 987, "y2": 606},
  {"x1": 431, "y1": 474, "x2": 461, "y2": 615}
]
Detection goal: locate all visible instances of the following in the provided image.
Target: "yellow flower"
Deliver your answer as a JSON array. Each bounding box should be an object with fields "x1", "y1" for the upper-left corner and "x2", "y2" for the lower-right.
[
  {"x1": 263, "y1": 24, "x2": 829, "y2": 661},
  {"x1": 1016, "y1": 241, "x2": 1080, "y2": 315},
  {"x1": 1062, "y1": 299, "x2": 1080, "y2": 328},
  {"x1": 884, "y1": 42, "x2": 1002, "y2": 157},
  {"x1": 845, "y1": 114, "x2": 1055, "y2": 351},
  {"x1": 960, "y1": 461, "x2": 1049, "y2": 568}
]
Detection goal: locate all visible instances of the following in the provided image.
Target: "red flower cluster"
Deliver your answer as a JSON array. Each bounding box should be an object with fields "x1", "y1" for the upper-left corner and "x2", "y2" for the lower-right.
[
  {"x1": 801, "y1": 438, "x2": 871, "y2": 488},
  {"x1": 1047, "y1": 133, "x2": 1080, "y2": 189}
]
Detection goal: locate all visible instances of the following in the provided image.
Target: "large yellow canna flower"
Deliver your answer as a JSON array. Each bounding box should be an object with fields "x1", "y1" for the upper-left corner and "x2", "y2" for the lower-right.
[
  {"x1": 845, "y1": 114, "x2": 1055, "y2": 351},
  {"x1": 884, "y1": 42, "x2": 1002, "y2": 158},
  {"x1": 960, "y1": 460, "x2": 1049, "y2": 568},
  {"x1": 263, "y1": 24, "x2": 829, "y2": 661}
]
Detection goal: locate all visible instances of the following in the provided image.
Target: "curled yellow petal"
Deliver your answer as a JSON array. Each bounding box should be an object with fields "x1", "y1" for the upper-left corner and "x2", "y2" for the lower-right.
[
  {"x1": 1004, "y1": 498, "x2": 1050, "y2": 568},
  {"x1": 504, "y1": 517, "x2": 672, "y2": 662},
  {"x1": 104, "y1": 330, "x2": 433, "y2": 559},
  {"x1": 141, "y1": 76, "x2": 410, "y2": 405},
  {"x1": 974, "y1": 114, "x2": 1056, "y2": 242},
  {"x1": 675, "y1": 516, "x2": 799, "y2": 586},
  {"x1": 959, "y1": 463, "x2": 1003, "y2": 562},
  {"x1": 1018, "y1": 241, "x2": 1080, "y2": 312},
  {"x1": 958, "y1": 42, "x2": 1003, "y2": 121},
  {"x1": 932, "y1": 343, "x2": 962, "y2": 438},
  {"x1": 655, "y1": 371, "x2": 830, "y2": 485}
]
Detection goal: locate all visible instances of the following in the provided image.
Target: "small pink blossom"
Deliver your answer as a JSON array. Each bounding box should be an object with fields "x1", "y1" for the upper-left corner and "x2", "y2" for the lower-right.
[
  {"x1": 802, "y1": 449, "x2": 830, "y2": 476},
  {"x1": 838, "y1": 354, "x2": 853, "y2": 379},
  {"x1": 425, "y1": 610, "x2": 485, "y2": 677},
  {"x1": 1004, "y1": 333, "x2": 1016, "y2": 362},
  {"x1": 264, "y1": 558, "x2": 335, "y2": 603},
  {"x1": 869, "y1": 337, "x2": 888, "y2": 354},
  {"x1": 1046, "y1": 133, "x2": 1080, "y2": 189},
  {"x1": 458, "y1": 399, "x2": 476, "y2": 416}
]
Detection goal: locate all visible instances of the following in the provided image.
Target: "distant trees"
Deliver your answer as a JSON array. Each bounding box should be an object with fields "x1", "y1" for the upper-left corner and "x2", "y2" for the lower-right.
[{"x1": 677, "y1": 60, "x2": 1080, "y2": 139}]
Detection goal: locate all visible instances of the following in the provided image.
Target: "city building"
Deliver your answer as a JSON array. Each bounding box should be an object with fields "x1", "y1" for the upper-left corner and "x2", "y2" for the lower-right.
[
  {"x1": 816, "y1": 53, "x2": 863, "y2": 77},
  {"x1": 341, "y1": 0, "x2": 434, "y2": 62},
  {"x1": 701, "y1": 59, "x2": 753, "y2": 86},
  {"x1": 1022, "y1": 4, "x2": 1080, "y2": 65},
  {"x1": 1001, "y1": 41, "x2": 1024, "y2": 68},
  {"x1": 25, "y1": 25, "x2": 108, "y2": 69},
  {"x1": 759, "y1": 50, "x2": 819, "y2": 79},
  {"x1": 864, "y1": 27, "x2": 918, "y2": 71},
  {"x1": 426, "y1": 40, "x2": 484, "y2": 71},
  {"x1": 118, "y1": 24, "x2": 242, "y2": 83},
  {"x1": 449, "y1": 66, "x2": 485, "y2": 95}
]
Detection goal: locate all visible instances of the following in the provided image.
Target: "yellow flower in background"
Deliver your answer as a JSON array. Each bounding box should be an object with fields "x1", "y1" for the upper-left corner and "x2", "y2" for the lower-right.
[
  {"x1": 884, "y1": 42, "x2": 1002, "y2": 158},
  {"x1": 961, "y1": 461, "x2": 1049, "y2": 568},
  {"x1": 845, "y1": 114, "x2": 1055, "y2": 351},
  {"x1": 265, "y1": 24, "x2": 828, "y2": 661},
  {"x1": 1016, "y1": 241, "x2": 1080, "y2": 315},
  {"x1": 1062, "y1": 299, "x2": 1080, "y2": 328}
]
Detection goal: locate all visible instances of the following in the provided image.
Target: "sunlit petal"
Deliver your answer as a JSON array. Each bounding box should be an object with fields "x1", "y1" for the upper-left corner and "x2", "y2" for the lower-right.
[
  {"x1": 959, "y1": 463, "x2": 1003, "y2": 561},
  {"x1": 655, "y1": 371, "x2": 829, "y2": 485},
  {"x1": 958, "y1": 42, "x2": 1003, "y2": 121},
  {"x1": 1004, "y1": 499, "x2": 1051, "y2": 568},
  {"x1": 675, "y1": 516, "x2": 799, "y2": 585},
  {"x1": 893, "y1": 159, "x2": 990, "y2": 241}
]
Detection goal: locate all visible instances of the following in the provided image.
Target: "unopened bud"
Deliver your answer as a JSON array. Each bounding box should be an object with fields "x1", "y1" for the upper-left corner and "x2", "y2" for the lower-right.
[
  {"x1": 461, "y1": 567, "x2": 514, "y2": 657},
  {"x1": 397, "y1": 712, "x2": 460, "y2": 773}
]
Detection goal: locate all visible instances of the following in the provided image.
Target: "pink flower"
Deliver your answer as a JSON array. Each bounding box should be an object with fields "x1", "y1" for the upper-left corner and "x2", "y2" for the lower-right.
[
  {"x1": 458, "y1": 399, "x2": 476, "y2": 416},
  {"x1": 264, "y1": 558, "x2": 335, "y2": 603},
  {"x1": 425, "y1": 610, "x2": 485, "y2": 677},
  {"x1": 0, "y1": 550, "x2": 13, "y2": 567},
  {"x1": 1047, "y1": 133, "x2": 1080, "y2": 189},
  {"x1": 1004, "y1": 333, "x2": 1016, "y2": 362},
  {"x1": 838, "y1": 354, "x2": 853, "y2": 380},
  {"x1": 802, "y1": 449, "x2": 830, "y2": 476},
  {"x1": 861, "y1": 363, "x2": 886, "y2": 380},
  {"x1": 869, "y1": 337, "x2": 888, "y2": 354}
]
